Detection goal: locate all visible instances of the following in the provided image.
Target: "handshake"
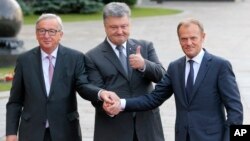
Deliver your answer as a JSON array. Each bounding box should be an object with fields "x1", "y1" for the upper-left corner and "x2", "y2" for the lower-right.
[{"x1": 100, "y1": 90, "x2": 123, "y2": 116}]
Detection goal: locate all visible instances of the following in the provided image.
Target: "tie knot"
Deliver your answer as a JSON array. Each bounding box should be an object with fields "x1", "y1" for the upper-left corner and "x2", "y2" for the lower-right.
[
  {"x1": 47, "y1": 55, "x2": 53, "y2": 59},
  {"x1": 47, "y1": 55, "x2": 53, "y2": 61},
  {"x1": 116, "y1": 45, "x2": 124, "y2": 52},
  {"x1": 188, "y1": 60, "x2": 194, "y2": 65}
]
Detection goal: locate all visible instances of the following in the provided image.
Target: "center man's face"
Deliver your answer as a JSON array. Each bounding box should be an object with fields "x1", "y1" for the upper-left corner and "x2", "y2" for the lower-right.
[{"x1": 104, "y1": 16, "x2": 130, "y2": 45}]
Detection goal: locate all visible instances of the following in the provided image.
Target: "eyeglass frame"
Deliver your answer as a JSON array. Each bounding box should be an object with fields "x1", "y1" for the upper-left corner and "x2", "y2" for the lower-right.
[{"x1": 36, "y1": 28, "x2": 61, "y2": 36}]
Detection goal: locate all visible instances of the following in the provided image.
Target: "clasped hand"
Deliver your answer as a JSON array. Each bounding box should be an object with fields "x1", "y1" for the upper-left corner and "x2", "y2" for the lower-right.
[{"x1": 100, "y1": 90, "x2": 122, "y2": 115}]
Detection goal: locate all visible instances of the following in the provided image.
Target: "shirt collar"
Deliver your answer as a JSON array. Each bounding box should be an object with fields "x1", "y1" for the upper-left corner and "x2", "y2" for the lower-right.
[
  {"x1": 41, "y1": 46, "x2": 58, "y2": 60},
  {"x1": 106, "y1": 37, "x2": 127, "y2": 50},
  {"x1": 186, "y1": 49, "x2": 205, "y2": 64}
]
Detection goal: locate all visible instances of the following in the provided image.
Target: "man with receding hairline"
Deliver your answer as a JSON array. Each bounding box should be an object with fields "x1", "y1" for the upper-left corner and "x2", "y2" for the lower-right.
[
  {"x1": 105, "y1": 18, "x2": 244, "y2": 141},
  {"x1": 6, "y1": 13, "x2": 118, "y2": 141}
]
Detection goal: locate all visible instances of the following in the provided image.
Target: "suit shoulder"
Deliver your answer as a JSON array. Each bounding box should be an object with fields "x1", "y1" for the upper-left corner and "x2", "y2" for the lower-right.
[
  {"x1": 17, "y1": 47, "x2": 39, "y2": 60},
  {"x1": 86, "y1": 43, "x2": 103, "y2": 56},
  {"x1": 207, "y1": 53, "x2": 231, "y2": 65},
  {"x1": 170, "y1": 56, "x2": 185, "y2": 65},
  {"x1": 60, "y1": 46, "x2": 84, "y2": 56},
  {"x1": 130, "y1": 38, "x2": 152, "y2": 46}
]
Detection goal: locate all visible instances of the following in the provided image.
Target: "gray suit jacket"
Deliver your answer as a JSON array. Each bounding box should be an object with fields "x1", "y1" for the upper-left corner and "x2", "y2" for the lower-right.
[
  {"x1": 85, "y1": 39, "x2": 166, "y2": 141},
  {"x1": 126, "y1": 50, "x2": 243, "y2": 141},
  {"x1": 6, "y1": 45, "x2": 101, "y2": 141}
]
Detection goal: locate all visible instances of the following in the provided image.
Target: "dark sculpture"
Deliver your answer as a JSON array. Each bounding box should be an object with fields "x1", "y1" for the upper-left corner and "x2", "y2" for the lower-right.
[{"x1": 0, "y1": 0, "x2": 25, "y2": 67}]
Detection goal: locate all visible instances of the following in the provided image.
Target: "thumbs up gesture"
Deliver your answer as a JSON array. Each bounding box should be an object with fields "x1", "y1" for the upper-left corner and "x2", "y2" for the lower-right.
[{"x1": 129, "y1": 46, "x2": 145, "y2": 70}]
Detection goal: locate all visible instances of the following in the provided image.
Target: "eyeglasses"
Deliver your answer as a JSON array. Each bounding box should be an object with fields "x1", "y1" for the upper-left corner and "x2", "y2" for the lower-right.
[{"x1": 36, "y1": 28, "x2": 61, "y2": 36}]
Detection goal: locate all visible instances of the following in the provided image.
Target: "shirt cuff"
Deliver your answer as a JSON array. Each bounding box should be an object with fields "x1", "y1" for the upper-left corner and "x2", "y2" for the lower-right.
[
  {"x1": 97, "y1": 89, "x2": 104, "y2": 101},
  {"x1": 120, "y1": 99, "x2": 126, "y2": 111},
  {"x1": 138, "y1": 64, "x2": 146, "y2": 72}
]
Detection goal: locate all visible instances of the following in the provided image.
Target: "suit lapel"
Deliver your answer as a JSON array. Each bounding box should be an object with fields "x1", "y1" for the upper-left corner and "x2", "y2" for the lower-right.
[
  {"x1": 102, "y1": 41, "x2": 129, "y2": 80},
  {"x1": 178, "y1": 57, "x2": 189, "y2": 105},
  {"x1": 48, "y1": 45, "x2": 65, "y2": 97},
  {"x1": 189, "y1": 52, "x2": 212, "y2": 103},
  {"x1": 32, "y1": 47, "x2": 47, "y2": 97},
  {"x1": 126, "y1": 39, "x2": 138, "y2": 80}
]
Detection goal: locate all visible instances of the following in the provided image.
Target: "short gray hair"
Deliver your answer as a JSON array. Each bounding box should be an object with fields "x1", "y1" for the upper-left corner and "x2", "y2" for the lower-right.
[
  {"x1": 103, "y1": 2, "x2": 131, "y2": 20},
  {"x1": 36, "y1": 13, "x2": 63, "y2": 30},
  {"x1": 177, "y1": 18, "x2": 204, "y2": 36}
]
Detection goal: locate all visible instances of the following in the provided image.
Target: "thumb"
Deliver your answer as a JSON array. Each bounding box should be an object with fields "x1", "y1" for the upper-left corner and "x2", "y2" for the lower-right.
[
  {"x1": 100, "y1": 91, "x2": 113, "y2": 104},
  {"x1": 136, "y1": 46, "x2": 141, "y2": 55}
]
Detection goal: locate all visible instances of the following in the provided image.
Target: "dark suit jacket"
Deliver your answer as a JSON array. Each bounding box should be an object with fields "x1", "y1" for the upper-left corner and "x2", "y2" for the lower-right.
[
  {"x1": 6, "y1": 45, "x2": 101, "y2": 141},
  {"x1": 125, "y1": 50, "x2": 243, "y2": 141},
  {"x1": 85, "y1": 39, "x2": 166, "y2": 141}
]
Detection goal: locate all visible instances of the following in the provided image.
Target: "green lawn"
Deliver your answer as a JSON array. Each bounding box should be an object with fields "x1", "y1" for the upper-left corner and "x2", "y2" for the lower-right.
[
  {"x1": 0, "y1": 82, "x2": 12, "y2": 92},
  {"x1": 0, "y1": 67, "x2": 14, "y2": 92},
  {"x1": 23, "y1": 7, "x2": 182, "y2": 24}
]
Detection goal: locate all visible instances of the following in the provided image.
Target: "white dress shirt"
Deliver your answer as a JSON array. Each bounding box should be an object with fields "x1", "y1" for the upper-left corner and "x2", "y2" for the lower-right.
[
  {"x1": 185, "y1": 49, "x2": 204, "y2": 85},
  {"x1": 41, "y1": 48, "x2": 58, "y2": 96},
  {"x1": 41, "y1": 47, "x2": 58, "y2": 128}
]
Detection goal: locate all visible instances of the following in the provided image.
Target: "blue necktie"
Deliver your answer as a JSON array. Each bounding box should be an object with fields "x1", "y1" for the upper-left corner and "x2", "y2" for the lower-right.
[
  {"x1": 186, "y1": 60, "x2": 194, "y2": 102},
  {"x1": 116, "y1": 45, "x2": 128, "y2": 75}
]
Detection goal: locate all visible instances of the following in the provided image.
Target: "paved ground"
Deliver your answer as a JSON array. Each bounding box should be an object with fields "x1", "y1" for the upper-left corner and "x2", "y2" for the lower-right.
[{"x1": 1, "y1": 0, "x2": 250, "y2": 140}]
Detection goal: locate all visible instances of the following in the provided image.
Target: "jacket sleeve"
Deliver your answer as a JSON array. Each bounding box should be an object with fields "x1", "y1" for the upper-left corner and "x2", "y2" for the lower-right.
[
  {"x1": 6, "y1": 57, "x2": 24, "y2": 135},
  {"x1": 218, "y1": 60, "x2": 243, "y2": 141},
  {"x1": 75, "y1": 53, "x2": 101, "y2": 102},
  {"x1": 139, "y1": 41, "x2": 166, "y2": 83},
  {"x1": 125, "y1": 72, "x2": 173, "y2": 111}
]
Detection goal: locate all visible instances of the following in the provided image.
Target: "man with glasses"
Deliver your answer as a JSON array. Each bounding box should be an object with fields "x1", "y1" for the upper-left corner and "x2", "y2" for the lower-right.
[
  {"x1": 36, "y1": 28, "x2": 61, "y2": 36},
  {"x1": 6, "y1": 13, "x2": 119, "y2": 141}
]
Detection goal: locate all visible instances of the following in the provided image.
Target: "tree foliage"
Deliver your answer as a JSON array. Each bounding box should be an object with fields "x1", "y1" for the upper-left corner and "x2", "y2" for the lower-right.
[
  {"x1": 17, "y1": 0, "x2": 104, "y2": 15},
  {"x1": 102, "y1": 0, "x2": 137, "y2": 6}
]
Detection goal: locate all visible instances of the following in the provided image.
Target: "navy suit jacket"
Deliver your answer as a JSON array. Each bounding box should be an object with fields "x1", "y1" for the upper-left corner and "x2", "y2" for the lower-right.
[
  {"x1": 6, "y1": 45, "x2": 101, "y2": 141},
  {"x1": 126, "y1": 50, "x2": 243, "y2": 141}
]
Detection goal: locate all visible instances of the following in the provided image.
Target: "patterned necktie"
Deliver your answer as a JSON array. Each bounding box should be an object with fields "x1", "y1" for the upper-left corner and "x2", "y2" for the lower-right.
[
  {"x1": 47, "y1": 55, "x2": 54, "y2": 85},
  {"x1": 116, "y1": 45, "x2": 128, "y2": 75},
  {"x1": 46, "y1": 55, "x2": 54, "y2": 128},
  {"x1": 186, "y1": 60, "x2": 194, "y2": 102}
]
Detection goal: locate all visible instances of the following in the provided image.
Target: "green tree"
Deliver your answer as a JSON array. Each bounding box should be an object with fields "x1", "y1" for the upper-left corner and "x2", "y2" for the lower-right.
[{"x1": 102, "y1": 0, "x2": 137, "y2": 6}]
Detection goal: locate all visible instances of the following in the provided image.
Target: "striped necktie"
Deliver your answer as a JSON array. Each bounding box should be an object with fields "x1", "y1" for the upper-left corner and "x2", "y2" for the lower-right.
[
  {"x1": 47, "y1": 55, "x2": 54, "y2": 85},
  {"x1": 116, "y1": 45, "x2": 128, "y2": 75}
]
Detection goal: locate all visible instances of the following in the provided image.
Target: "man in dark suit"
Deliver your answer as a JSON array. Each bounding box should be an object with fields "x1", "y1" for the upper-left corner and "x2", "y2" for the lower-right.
[
  {"x1": 85, "y1": 2, "x2": 166, "y2": 141},
  {"x1": 105, "y1": 18, "x2": 244, "y2": 141},
  {"x1": 5, "y1": 13, "x2": 118, "y2": 141}
]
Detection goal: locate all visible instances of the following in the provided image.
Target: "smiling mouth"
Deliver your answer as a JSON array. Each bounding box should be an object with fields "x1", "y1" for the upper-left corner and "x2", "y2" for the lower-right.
[
  {"x1": 185, "y1": 46, "x2": 193, "y2": 50},
  {"x1": 43, "y1": 42, "x2": 51, "y2": 45},
  {"x1": 43, "y1": 40, "x2": 51, "y2": 43}
]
